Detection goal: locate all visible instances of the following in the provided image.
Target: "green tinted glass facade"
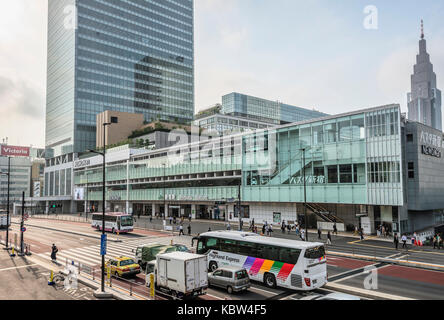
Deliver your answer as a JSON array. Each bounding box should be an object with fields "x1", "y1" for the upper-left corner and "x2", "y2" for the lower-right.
[{"x1": 242, "y1": 105, "x2": 403, "y2": 206}]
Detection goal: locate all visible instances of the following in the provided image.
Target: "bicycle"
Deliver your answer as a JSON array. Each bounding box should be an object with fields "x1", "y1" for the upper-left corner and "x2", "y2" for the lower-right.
[{"x1": 53, "y1": 272, "x2": 66, "y2": 289}]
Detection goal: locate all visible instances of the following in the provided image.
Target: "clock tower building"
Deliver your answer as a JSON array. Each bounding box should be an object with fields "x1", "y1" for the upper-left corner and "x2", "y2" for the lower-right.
[{"x1": 407, "y1": 20, "x2": 442, "y2": 131}]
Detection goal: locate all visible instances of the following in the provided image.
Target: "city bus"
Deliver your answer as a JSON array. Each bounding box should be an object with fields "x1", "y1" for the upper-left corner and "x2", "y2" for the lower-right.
[
  {"x1": 91, "y1": 212, "x2": 134, "y2": 234},
  {"x1": 192, "y1": 231, "x2": 327, "y2": 291}
]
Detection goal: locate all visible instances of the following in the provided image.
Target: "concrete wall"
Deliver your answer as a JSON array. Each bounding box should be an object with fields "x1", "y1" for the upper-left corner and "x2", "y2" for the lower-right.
[{"x1": 97, "y1": 111, "x2": 144, "y2": 148}]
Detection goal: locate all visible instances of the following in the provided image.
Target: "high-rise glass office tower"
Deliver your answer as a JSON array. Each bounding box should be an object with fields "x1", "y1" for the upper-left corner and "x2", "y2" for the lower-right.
[{"x1": 45, "y1": 0, "x2": 194, "y2": 157}]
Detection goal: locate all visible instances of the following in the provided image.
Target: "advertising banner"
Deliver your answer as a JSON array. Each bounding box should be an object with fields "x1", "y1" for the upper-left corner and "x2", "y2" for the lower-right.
[
  {"x1": 1, "y1": 145, "x2": 30, "y2": 157},
  {"x1": 33, "y1": 181, "x2": 41, "y2": 198},
  {"x1": 74, "y1": 187, "x2": 85, "y2": 201}
]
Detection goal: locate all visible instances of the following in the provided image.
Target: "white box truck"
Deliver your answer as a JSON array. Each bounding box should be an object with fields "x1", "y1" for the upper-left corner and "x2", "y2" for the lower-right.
[{"x1": 146, "y1": 251, "x2": 208, "y2": 299}]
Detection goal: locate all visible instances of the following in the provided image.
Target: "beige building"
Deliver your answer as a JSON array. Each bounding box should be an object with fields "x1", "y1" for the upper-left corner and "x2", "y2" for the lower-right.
[
  {"x1": 31, "y1": 159, "x2": 45, "y2": 197},
  {"x1": 96, "y1": 111, "x2": 144, "y2": 149}
]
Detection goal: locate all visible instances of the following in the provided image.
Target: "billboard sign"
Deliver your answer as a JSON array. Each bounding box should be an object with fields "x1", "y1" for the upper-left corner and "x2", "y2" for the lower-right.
[
  {"x1": 74, "y1": 187, "x2": 85, "y2": 201},
  {"x1": 1, "y1": 145, "x2": 30, "y2": 157}
]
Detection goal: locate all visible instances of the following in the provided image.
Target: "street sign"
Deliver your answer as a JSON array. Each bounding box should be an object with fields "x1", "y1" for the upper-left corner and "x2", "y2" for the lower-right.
[
  {"x1": 100, "y1": 234, "x2": 107, "y2": 256},
  {"x1": 21, "y1": 227, "x2": 26, "y2": 232}
]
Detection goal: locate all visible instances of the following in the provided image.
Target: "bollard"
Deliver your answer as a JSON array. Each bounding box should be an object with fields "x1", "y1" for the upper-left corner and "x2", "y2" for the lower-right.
[
  {"x1": 10, "y1": 247, "x2": 16, "y2": 257},
  {"x1": 48, "y1": 270, "x2": 55, "y2": 285}
]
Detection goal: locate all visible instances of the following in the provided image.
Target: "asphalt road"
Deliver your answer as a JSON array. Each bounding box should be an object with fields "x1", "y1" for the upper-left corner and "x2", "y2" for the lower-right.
[{"x1": 2, "y1": 216, "x2": 444, "y2": 300}]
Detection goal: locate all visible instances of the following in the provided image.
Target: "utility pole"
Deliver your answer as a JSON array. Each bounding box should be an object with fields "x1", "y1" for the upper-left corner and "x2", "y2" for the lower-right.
[
  {"x1": 238, "y1": 183, "x2": 242, "y2": 231},
  {"x1": 18, "y1": 191, "x2": 25, "y2": 256},
  {"x1": 302, "y1": 148, "x2": 308, "y2": 242},
  {"x1": 89, "y1": 117, "x2": 117, "y2": 298},
  {"x1": 2, "y1": 157, "x2": 11, "y2": 250}
]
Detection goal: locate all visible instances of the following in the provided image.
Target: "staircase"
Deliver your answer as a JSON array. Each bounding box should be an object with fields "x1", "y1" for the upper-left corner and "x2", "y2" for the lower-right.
[{"x1": 304, "y1": 203, "x2": 344, "y2": 223}]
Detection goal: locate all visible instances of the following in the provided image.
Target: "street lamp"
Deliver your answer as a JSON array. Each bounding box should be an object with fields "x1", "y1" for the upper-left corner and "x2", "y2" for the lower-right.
[
  {"x1": 300, "y1": 148, "x2": 308, "y2": 242},
  {"x1": 88, "y1": 118, "x2": 117, "y2": 297},
  {"x1": 1, "y1": 157, "x2": 11, "y2": 250}
]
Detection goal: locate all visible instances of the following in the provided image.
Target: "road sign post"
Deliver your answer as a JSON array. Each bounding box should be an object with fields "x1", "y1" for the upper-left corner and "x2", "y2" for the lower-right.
[{"x1": 100, "y1": 234, "x2": 107, "y2": 256}]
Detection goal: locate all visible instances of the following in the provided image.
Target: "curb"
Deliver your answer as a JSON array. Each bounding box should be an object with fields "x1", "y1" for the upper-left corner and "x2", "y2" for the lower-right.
[
  {"x1": 12, "y1": 221, "x2": 123, "y2": 243},
  {"x1": 324, "y1": 282, "x2": 414, "y2": 300},
  {"x1": 327, "y1": 250, "x2": 444, "y2": 272}
]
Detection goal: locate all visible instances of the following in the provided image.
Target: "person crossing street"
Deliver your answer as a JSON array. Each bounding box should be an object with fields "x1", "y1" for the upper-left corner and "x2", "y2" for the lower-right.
[
  {"x1": 394, "y1": 233, "x2": 399, "y2": 250},
  {"x1": 401, "y1": 234, "x2": 407, "y2": 249},
  {"x1": 51, "y1": 244, "x2": 58, "y2": 263}
]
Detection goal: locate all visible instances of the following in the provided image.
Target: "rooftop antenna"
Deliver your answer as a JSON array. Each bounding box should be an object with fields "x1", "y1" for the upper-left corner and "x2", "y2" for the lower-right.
[{"x1": 421, "y1": 19, "x2": 424, "y2": 39}]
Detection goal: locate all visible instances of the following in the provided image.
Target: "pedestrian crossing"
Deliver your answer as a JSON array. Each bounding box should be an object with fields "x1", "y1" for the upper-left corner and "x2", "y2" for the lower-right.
[{"x1": 36, "y1": 235, "x2": 193, "y2": 268}]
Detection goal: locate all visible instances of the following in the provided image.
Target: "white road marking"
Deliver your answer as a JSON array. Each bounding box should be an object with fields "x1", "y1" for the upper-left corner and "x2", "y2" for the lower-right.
[{"x1": 0, "y1": 264, "x2": 38, "y2": 272}]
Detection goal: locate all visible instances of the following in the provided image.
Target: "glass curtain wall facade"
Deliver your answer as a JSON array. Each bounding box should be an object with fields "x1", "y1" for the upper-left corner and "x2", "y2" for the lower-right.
[
  {"x1": 46, "y1": 0, "x2": 194, "y2": 157},
  {"x1": 242, "y1": 105, "x2": 403, "y2": 206},
  {"x1": 221, "y1": 93, "x2": 328, "y2": 125},
  {"x1": 73, "y1": 105, "x2": 403, "y2": 209}
]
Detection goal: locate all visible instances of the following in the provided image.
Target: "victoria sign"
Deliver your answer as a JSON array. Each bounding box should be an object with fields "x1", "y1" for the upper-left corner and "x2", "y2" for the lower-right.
[{"x1": 1, "y1": 145, "x2": 30, "y2": 157}]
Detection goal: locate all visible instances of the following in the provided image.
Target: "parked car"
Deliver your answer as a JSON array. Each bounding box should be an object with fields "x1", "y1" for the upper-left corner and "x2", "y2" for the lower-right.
[
  {"x1": 173, "y1": 244, "x2": 190, "y2": 252},
  {"x1": 105, "y1": 256, "x2": 141, "y2": 278},
  {"x1": 208, "y1": 266, "x2": 250, "y2": 294},
  {"x1": 300, "y1": 292, "x2": 361, "y2": 300}
]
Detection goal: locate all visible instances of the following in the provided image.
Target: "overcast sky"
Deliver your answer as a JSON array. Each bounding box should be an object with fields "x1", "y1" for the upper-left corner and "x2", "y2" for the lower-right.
[{"x1": 0, "y1": 0, "x2": 443, "y2": 147}]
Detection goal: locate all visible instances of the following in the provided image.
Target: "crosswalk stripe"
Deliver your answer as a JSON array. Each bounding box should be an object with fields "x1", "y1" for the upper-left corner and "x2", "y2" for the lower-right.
[{"x1": 58, "y1": 252, "x2": 99, "y2": 266}]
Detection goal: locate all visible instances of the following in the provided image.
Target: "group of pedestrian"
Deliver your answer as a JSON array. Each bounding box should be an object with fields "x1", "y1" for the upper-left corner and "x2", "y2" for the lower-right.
[
  {"x1": 262, "y1": 221, "x2": 274, "y2": 236},
  {"x1": 377, "y1": 224, "x2": 391, "y2": 238}
]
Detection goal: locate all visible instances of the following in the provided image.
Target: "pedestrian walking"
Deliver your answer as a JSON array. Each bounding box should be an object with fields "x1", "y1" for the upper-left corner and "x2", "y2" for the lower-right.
[
  {"x1": 179, "y1": 224, "x2": 184, "y2": 236},
  {"x1": 169, "y1": 216, "x2": 172, "y2": 225},
  {"x1": 317, "y1": 228, "x2": 322, "y2": 240},
  {"x1": 333, "y1": 223, "x2": 338, "y2": 235},
  {"x1": 149, "y1": 215, "x2": 153, "y2": 223},
  {"x1": 240, "y1": 220, "x2": 244, "y2": 231},
  {"x1": 268, "y1": 224, "x2": 273, "y2": 237},
  {"x1": 327, "y1": 231, "x2": 332, "y2": 245},
  {"x1": 433, "y1": 235, "x2": 437, "y2": 249},
  {"x1": 208, "y1": 226, "x2": 212, "y2": 232},
  {"x1": 51, "y1": 244, "x2": 58, "y2": 262},
  {"x1": 300, "y1": 229, "x2": 305, "y2": 241},
  {"x1": 281, "y1": 221, "x2": 286, "y2": 234},
  {"x1": 394, "y1": 233, "x2": 399, "y2": 250},
  {"x1": 187, "y1": 224, "x2": 191, "y2": 236},
  {"x1": 262, "y1": 224, "x2": 266, "y2": 235},
  {"x1": 381, "y1": 225, "x2": 385, "y2": 238},
  {"x1": 437, "y1": 234, "x2": 442, "y2": 250},
  {"x1": 401, "y1": 234, "x2": 407, "y2": 249},
  {"x1": 287, "y1": 224, "x2": 291, "y2": 234},
  {"x1": 359, "y1": 228, "x2": 364, "y2": 241},
  {"x1": 226, "y1": 222, "x2": 231, "y2": 231},
  {"x1": 189, "y1": 215, "x2": 192, "y2": 222}
]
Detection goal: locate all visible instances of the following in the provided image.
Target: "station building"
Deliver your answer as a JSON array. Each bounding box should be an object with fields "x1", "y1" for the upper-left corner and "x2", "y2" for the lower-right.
[{"x1": 65, "y1": 103, "x2": 444, "y2": 235}]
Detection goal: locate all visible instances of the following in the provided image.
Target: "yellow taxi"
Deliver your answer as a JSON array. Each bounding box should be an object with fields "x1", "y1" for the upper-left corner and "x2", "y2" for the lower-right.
[{"x1": 105, "y1": 256, "x2": 141, "y2": 278}]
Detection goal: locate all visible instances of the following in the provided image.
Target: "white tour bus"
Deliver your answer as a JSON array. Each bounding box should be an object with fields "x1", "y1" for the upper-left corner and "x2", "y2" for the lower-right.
[
  {"x1": 193, "y1": 231, "x2": 327, "y2": 291},
  {"x1": 91, "y1": 212, "x2": 134, "y2": 233}
]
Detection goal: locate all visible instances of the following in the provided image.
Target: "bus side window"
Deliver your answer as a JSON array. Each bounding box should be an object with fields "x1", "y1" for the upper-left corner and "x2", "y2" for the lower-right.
[{"x1": 206, "y1": 237, "x2": 220, "y2": 251}]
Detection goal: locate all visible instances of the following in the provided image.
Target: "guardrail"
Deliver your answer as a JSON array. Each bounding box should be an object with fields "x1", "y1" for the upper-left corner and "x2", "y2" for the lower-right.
[
  {"x1": 30, "y1": 214, "x2": 91, "y2": 224},
  {"x1": 62, "y1": 258, "x2": 153, "y2": 300}
]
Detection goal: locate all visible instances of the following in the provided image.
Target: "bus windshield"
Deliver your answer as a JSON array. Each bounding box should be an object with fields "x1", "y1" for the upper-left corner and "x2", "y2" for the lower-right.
[
  {"x1": 304, "y1": 246, "x2": 325, "y2": 259},
  {"x1": 120, "y1": 216, "x2": 133, "y2": 227}
]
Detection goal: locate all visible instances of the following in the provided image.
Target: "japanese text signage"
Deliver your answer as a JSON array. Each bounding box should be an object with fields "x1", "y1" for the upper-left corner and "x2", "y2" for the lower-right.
[{"x1": 420, "y1": 131, "x2": 442, "y2": 158}]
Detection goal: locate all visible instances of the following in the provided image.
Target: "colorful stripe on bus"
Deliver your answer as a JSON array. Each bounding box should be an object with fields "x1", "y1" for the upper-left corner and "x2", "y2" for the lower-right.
[{"x1": 242, "y1": 256, "x2": 294, "y2": 281}]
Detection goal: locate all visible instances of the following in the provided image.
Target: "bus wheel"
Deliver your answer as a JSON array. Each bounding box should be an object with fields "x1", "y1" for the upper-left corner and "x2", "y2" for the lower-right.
[
  {"x1": 264, "y1": 273, "x2": 276, "y2": 288},
  {"x1": 209, "y1": 261, "x2": 218, "y2": 272}
]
